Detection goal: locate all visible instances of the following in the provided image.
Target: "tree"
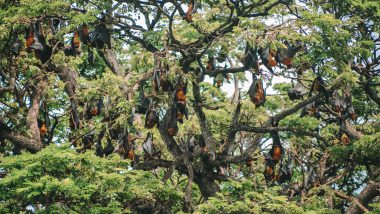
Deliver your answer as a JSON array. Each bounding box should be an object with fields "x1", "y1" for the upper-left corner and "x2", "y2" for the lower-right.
[{"x1": 0, "y1": 0, "x2": 379, "y2": 213}]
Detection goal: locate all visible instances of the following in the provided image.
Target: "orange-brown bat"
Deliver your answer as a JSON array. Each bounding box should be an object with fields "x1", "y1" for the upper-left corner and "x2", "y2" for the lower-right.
[
  {"x1": 72, "y1": 31, "x2": 81, "y2": 49},
  {"x1": 184, "y1": 0, "x2": 198, "y2": 22},
  {"x1": 270, "y1": 131, "x2": 284, "y2": 163},
  {"x1": 38, "y1": 119, "x2": 48, "y2": 137},
  {"x1": 276, "y1": 41, "x2": 302, "y2": 69},
  {"x1": 248, "y1": 78, "x2": 265, "y2": 108},
  {"x1": 260, "y1": 47, "x2": 277, "y2": 73}
]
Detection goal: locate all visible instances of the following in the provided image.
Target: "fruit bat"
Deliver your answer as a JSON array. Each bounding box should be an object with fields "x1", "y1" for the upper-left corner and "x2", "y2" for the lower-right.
[
  {"x1": 344, "y1": 95, "x2": 357, "y2": 121},
  {"x1": 309, "y1": 76, "x2": 328, "y2": 102},
  {"x1": 300, "y1": 102, "x2": 319, "y2": 117},
  {"x1": 82, "y1": 133, "x2": 94, "y2": 150},
  {"x1": 184, "y1": 0, "x2": 199, "y2": 22},
  {"x1": 64, "y1": 31, "x2": 81, "y2": 56},
  {"x1": 260, "y1": 46, "x2": 277, "y2": 73},
  {"x1": 305, "y1": 168, "x2": 319, "y2": 189},
  {"x1": 26, "y1": 22, "x2": 52, "y2": 63},
  {"x1": 85, "y1": 99, "x2": 103, "y2": 119},
  {"x1": 339, "y1": 130, "x2": 350, "y2": 145},
  {"x1": 246, "y1": 157, "x2": 253, "y2": 167},
  {"x1": 270, "y1": 131, "x2": 284, "y2": 163},
  {"x1": 176, "y1": 105, "x2": 188, "y2": 124},
  {"x1": 136, "y1": 82, "x2": 150, "y2": 114},
  {"x1": 275, "y1": 41, "x2": 302, "y2": 69},
  {"x1": 143, "y1": 132, "x2": 159, "y2": 158},
  {"x1": 103, "y1": 138, "x2": 115, "y2": 156},
  {"x1": 206, "y1": 56, "x2": 216, "y2": 71},
  {"x1": 167, "y1": 107, "x2": 179, "y2": 136},
  {"x1": 244, "y1": 42, "x2": 259, "y2": 71},
  {"x1": 160, "y1": 74, "x2": 173, "y2": 92},
  {"x1": 248, "y1": 77, "x2": 265, "y2": 108},
  {"x1": 49, "y1": 18, "x2": 61, "y2": 35},
  {"x1": 188, "y1": 135, "x2": 196, "y2": 152},
  {"x1": 114, "y1": 128, "x2": 130, "y2": 159},
  {"x1": 11, "y1": 33, "x2": 22, "y2": 56},
  {"x1": 214, "y1": 73, "x2": 224, "y2": 88},
  {"x1": 152, "y1": 70, "x2": 161, "y2": 93},
  {"x1": 347, "y1": 106, "x2": 357, "y2": 121},
  {"x1": 175, "y1": 81, "x2": 188, "y2": 123},
  {"x1": 145, "y1": 102, "x2": 159, "y2": 129},
  {"x1": 264, "y1": 157, "x2": 276, "y2": 183},
  {"x1": 90, "y1": 19, "x2": 111, "y2": 49},
  {"x1": 277, "y1": 154, "x2": 293, "y2": 183},
  {"x1": 72, "y1": 31, "x2": 81, "y2": 49},
  {"x1": 79, "y1": 23, "x2": 90, "y2": 45},
  {"x1": 95, "y1": 141, "x2": 104, "y2": 157},
  {"x1": 331, "y1": 91, "x2": 346, "y2": 113},
  {"x1": 288, "y1": 81, "x2": 308, "y2": 100},
  {"x1": 109, "y1": 125, "x2": 120, "y2": 140},
  {"x1": 175, "y1": 81, "x2": 187, "y2": 104},
  {"x1": 37, "y1": 118, "x2": 48, "y2": 137}
]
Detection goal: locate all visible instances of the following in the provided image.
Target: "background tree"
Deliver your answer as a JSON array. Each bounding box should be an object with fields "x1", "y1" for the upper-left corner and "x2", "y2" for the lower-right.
[{"x1": 0, "y1": 0, "x2": 379, "y2": 213}]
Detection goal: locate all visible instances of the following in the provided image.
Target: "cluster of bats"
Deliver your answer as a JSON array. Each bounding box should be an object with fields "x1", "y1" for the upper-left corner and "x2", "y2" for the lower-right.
[
  {"x1": 264, "y1": 131, "x2": 292, "y2": 184},
  {"x1": 11, "y1": 17, "x2": 111, "y2": 64}
]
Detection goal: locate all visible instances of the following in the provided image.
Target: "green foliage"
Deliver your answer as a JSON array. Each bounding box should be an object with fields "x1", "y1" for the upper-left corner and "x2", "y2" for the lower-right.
[{"x1": 0, "y1": 145, "x2": 183, "y2": 213}]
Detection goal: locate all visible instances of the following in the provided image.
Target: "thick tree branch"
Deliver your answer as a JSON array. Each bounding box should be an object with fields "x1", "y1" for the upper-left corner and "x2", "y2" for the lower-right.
[{"x1": 346, "y1": 181, "x2": 380, "y2": 214}]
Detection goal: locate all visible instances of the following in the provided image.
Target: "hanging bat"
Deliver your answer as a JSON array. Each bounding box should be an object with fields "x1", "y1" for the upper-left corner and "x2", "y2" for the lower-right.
[
  {"x1": 95, "y1": 141, "x2": 104, "y2": 157},
  {"x1": 26, "y1": 24, "x2": 39, "y2": 51},
  {"x1": 331, "y1": 91, "x2": 346, "y2": 113},
  {"x1": 152, "y1": 70, "x2": 161, "y2": 93},
  {"x1": 206, "y1": 56, "x2": 216, "y2": 71},
  {"x1": 37, "y1": 118, "x2": 48, "y2": 137},
  {"x1": 11, "y1": 33, "x2": 22, "y2": 56},
  {"x1": 79, "y1": 23, "x2": 90, "y2": 45},
  {"x1": 288, "y1": 81, "x2": 308, "y2": 100},
  {"x1": 85, "y1": 99, "x2": 103, "y2": 119},
  {"x1": 82, "y1": 133, "x2": 94, "y2": 150},
  {"x1": 136, "y1": 82, "x2": 150, "y2": 114},
  {"x1": 64, "y1": 31, "x2": 81, "y2": 56},
  {"x1": 184, "y1": 0, "x2": 199, "y2": 22},
  {"x1": 90, "y1": 18, "x2": 111, "y2": 49},
  {"x1": 167, "y1": 107, "x2": 179, "y2": 136},
  {"x1": 264, "y1": 157, "x2": 276, "y2": 183},
  {"x1": 214, "y1": 73, "x2": 225, "y2": 88},
  {"x1": 145, "y1": 102, "x2": 159, "y2": 129},
  {"x1": 344, "y1": 95, "x2": 357, "y2": 121},
  {"x1": 103, "y1": 138, "x2": 115, "y2": 156},
  {"x1": 176, "y1": 104, "x2": 188, "y2": 124},
  {"x1": 26, "y1": 22, "x2": 52, "y2": 63},
  {"x1": 270, "y1": 131, "x2": 284, "y2": 163},
  {"x1": 310, "y1": 76, "x2": 328, "y2": 102},
  {"x1": 248, "y1": 77, "x2": 265, "y2": 108},
  {"x1": 347, "y1": 106, "x2": 357, "y2": 121},
  {"x1": 72, "y1": 31, "x2": 81, "y2": 49},
  {"x1": 49, "y1": 18, "x2": 61, "y2": 35},
  {"x1": 244, "y1": 42, "x2": 259, "y2": 71},
  {"x1": 114, "y1": 128, "x2": 130, "y2": 158},
  {"x1": 260, "y1": 46, "x2": 277, "y2": 73},
  {"x1": 246, "y1": 157, "x2": 253, "y2": 167},
  {"x1": 142, "y1": 132, "x2": 160, "y2": 158},
  {"x1": 300, "y1": 102, "x2": 319, "y2": 117},
  {"x1": 175, "y1": 81, "x2": 187, "y2": 104},
  {"x1": 275, "y1": 41, "x2": 302, "y2": 69},
  {"x1": 339, "y1": 131, "x2": 350, "y2": 145},
  {"x1": 160, "y1": 74, "x2": 173, "y2": 92},
  {"x1": 277, "y1": 154, "x2": 293, "y2": 183}
]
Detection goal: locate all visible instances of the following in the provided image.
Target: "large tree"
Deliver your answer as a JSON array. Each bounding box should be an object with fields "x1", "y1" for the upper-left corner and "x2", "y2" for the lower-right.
[{"x1": 0, "y1": 0, "x2": 379, "y2": 213}]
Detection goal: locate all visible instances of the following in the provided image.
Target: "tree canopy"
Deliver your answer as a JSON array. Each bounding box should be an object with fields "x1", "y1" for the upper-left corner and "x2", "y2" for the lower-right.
[{"x1": 0, "y1": 0, "x2": 379, "y2": 213}]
